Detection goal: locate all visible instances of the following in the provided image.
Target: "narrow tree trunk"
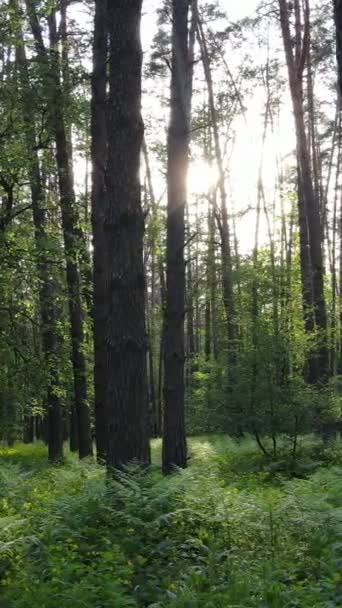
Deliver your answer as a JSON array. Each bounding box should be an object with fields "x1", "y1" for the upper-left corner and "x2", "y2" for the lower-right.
[
  {"x1": 69, "y1": 403, "x2": 79, "y2": 452},
  {"x1": 23, "y1": 416, "x2": 34, "y2": 444},
  {"x1": 307, "y1": 45, "x2": 322, "y2": 213},
  {"x1": 91, "y1": 0, "x2": 108, "y2": 462},
  {"x1": 279, "y1": 0, "x2": 329, "y2": 383},
  {"x1": 146, "y1": 278, "x2": 158, "y2": 438},
  {"x1": 196, "y1": 15, "x2": 237, "y2": 363},
  {"x1": 15, "y1": 20, "x2": 64, "y2": 462},
  {"x1": 338, "y1": 135, "x2": 342, "y2": 374},
  {"x1": 186, "y1": 202, "x2": 195, "y2": 387},
  {"x1": 204, "y1": 208, "x2": 212, "y2": 361},
  {"x1": 60, "y1": 0, "x2": 93, "y2": 317},
  {"x1": 162, "y1": 0, "x2": 191, "y2": 474},
  {"x1": 332, "y1": 1, "x2": 342, "y2": 374},
  {"x1": 208, "y1": 197, "x2": 219, "y2": 360},
  {"x1": 333, "y1": 0, "x2": 342, "y2": 98},
  {"x1": 339, "y1": 183, "x2": 342, "y2": 372},
  {"x1": 48, "y1": 14, "x2": 93, "y2": 458},
  {"x1": 143, "y1": 139, "x2": 164, "y2": 436},
  {"x1": 25, "y1": 0, "x2": 93, "y2": 457}
]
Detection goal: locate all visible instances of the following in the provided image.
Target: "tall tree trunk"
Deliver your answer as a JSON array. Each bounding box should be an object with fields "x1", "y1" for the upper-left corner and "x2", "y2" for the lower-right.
[
  {"x1": 23, "y1": 416, "x2": 34, "y2": 444},
  {"x1": 185, "y1": 202, "x2": 195, "y2": 389},
  {"x1": 297, "y1": 163, "x2": 318, "y2": 383},
  {"x1": 146, "y1": 291, "x2": 158, "y2": 438},
  {"x1": 339, "y1": 181, "x2": 342, "y2": 372},
  {"x1": 333, "y1": 0, "x2": 342, "y2": 98},
  {"x1": 48, "y1": 12, "x2": 93, "y2": 458},
  {"x1": 204, "y1": 210, "x2": 212, "y2": 361},
  {"x1": 25, "y1": 0, "x2": 93, "y2": 457},
  {"x1": 279, "y1": 0, "x2": 329, "y2": 383},
  {"x1": 162, "y1": 0, "x2": 191, "y2": 474},
  {"x1": 331, "y1": 152, "x2": 340, "y2": 375},
  {"x1": 143, "y1": 139, "x2": 164, "y2": 436},
  {"x1": 333, "y1": 1, "x2": 342, "y2": 374},
  {"x1": 103, "y1": 0, "x2": 150, "y2": 467},
  {"x1": 91, "y1": 0, "x2": 108, "y2": 462},
  {"x1": 60, "y1": 0, "x2": 91, "y2": 450},
  {"x1": 69, "y1": 403, "x2": 79, "y2": 453},
  {"x1": 15, "y1": 19, "x2": 64, "y2": 462},
  {"x1": 196, "y1": 15, "x2": 237, "y2": 364},
  {"x1": 60, "y1": 0, "x2": 93, "y2": 317},
  {"x1": 208, "y1": 195, "x2": 219, "y2": 360},
  {"x1": 307, "y1": 45, "x2": 323, "y2": 214}
]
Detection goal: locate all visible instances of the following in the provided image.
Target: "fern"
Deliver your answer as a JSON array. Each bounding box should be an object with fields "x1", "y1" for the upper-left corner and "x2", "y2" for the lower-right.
[{"x1": 0, "y1": 436, "x2": 341, "y2": 607}]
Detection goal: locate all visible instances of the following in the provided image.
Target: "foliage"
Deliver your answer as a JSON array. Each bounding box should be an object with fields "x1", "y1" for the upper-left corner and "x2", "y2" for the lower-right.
[{"x1": 0, "y1": 437, "x2": 341, "y2": 607}]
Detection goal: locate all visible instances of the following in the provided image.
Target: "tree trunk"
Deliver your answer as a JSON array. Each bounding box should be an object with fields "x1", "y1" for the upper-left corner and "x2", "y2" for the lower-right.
[
  {"x1": 279, "y1": 0, "x2": 329, "y2": 383},
  {"x1": 23, "y1": 416, "x2": 34, "y2": 444},
  {"x1": 91, "y1": 0, "x2": 108, "y2": 462},
  {"x1": 103, "y1": 0, "x2": 150, "y2": 468},
  {"x1": 69, "y1": 403, "x2": 79, "y2": 453},
  {"x1": 146, "y1": 295, "x2": 158, "y2": 438},
  {"x1": 25, "y1": 0, "x2": 93, "y2": 458},
  {"x1": 143, "y1": 139, "x2": 164, "y2": 437},
  {"x1": 60, "y1": 0, "x2": 93, "y2": 317},
  {"x1": 15, "y1": 19, "x2": 64, "y2": 462},
  {"x1": 162, "y1": 0, "x2": 191, "y2": 474},
  {"x1": 48, "y1": 13, "x2": 92, "y2": 458},
  {"x1": 333, "y1": 0, "x2": 342, "y2": 97},
  {"x1": 196, "y1": 14, "x2": 237, "y2": 363},
  {"x1": 204, "y1": 209, "x2": 212, "y2": 361},
  {"x1": 185, "y1": 202, "x2": 195, "y2": 389}
]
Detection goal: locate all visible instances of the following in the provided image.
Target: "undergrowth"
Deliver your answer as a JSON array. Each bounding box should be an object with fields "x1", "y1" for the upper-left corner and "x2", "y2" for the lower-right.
[{"x1": 0, "y1": 436, "x2": 341, "y2": 607}]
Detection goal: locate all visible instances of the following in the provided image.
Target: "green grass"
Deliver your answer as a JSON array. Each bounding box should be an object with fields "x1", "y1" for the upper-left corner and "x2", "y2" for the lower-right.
[{"x1": 0, "y1": 436, "x2": 341, "y2": 607}]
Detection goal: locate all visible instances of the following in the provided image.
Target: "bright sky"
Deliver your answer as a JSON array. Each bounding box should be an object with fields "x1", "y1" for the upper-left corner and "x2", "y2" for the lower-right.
[
  {"x1": 70, "y1": 0, "x2": 333, "y2": 255},
  {"x1": 139, "y1": 0, "x2": 295, "y2": 253}
]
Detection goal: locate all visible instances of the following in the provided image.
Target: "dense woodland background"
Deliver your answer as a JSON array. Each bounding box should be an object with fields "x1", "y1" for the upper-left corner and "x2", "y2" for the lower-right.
[
  {"x1": 0, "y1": 0, "x2": 342, "y2": 468},
  {"x1": 1, "y1": 1, "x2": 342, "y2": 607}
]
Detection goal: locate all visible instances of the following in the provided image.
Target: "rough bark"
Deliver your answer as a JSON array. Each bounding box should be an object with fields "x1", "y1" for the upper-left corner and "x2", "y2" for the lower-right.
[
  {"x1": 162, "y1": 0, "x2": 191, "y2": 474},
  {"x1": 104, "y1": 0, "x2": 150, "y2": 468},
  {"x1": 91, "y1": 0, "x2": 108, "y2": 462}
]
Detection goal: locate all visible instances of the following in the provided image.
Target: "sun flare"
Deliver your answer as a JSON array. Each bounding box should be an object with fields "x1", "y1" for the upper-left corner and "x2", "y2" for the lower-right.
[{"x1": 187, "y1": 159, "x2": 219, "y2": 195}]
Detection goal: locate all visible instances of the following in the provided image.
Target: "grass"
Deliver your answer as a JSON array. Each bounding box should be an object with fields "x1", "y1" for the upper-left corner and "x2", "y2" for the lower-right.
[{"x1": 0, "y1": 435, "x2": 341, "y2": 607}]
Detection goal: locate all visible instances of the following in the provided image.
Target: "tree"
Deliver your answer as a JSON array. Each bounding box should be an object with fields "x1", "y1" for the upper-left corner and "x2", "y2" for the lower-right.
[
  {"x1": 15, "y1": 12, "x2": 64, "y2": 461},
  {"x1": 333, "y1": 0, "x2": 342, "y2": 97},
  {"x1": 25, "y1": 0, "x2": 93, "y2": 458},
  {"x1": 95, "y1": 0, "x2": 150, "y2": 468},
  {"x1": 196, "y1": 10, "x2": 237, "y2": 362},
  {"x1": 162, "y1": 0, "x2": 192, "y2": 474},
  {"x1": 278, "y1": 0, "x2": 329, "y2": 384},
  {"x1": 91, "y1": 0, "x2": 108, "y2": 462}
]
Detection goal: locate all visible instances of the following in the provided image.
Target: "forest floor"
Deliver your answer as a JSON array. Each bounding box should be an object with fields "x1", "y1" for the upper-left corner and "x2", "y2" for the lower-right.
[{"x1": 0, "y1": 435, "x2": 341, "y2": 607}]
